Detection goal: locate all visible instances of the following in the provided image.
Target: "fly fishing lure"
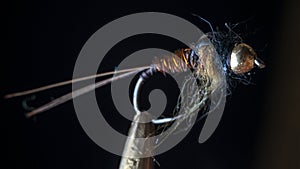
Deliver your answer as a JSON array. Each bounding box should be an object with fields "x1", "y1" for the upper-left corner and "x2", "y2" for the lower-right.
[
  {"x1": 4, "y1": 14, "x2": 266, "y2": 169},
  {"x1": 132, "y1": 30, "x2": 265, "y2": 146},
  {"x1": 4, "y1": 20, "x2": 265, "y2": 145}
]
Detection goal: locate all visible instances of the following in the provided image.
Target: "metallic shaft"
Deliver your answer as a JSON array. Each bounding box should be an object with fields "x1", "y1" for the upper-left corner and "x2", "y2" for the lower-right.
[{"x1": 119, "y1": 111, "x2": 155, "y2": 169}]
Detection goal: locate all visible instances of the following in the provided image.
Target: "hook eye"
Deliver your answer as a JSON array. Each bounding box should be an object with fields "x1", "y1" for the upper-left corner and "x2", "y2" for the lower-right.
[{"x1": 254, "y1": 57, "x2": 266, "y2": 69}]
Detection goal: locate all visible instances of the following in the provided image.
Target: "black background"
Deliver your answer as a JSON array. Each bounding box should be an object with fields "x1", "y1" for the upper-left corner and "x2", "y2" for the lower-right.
[{"x1": 3, "y1": 0, "x2": 300, "y2": 169}]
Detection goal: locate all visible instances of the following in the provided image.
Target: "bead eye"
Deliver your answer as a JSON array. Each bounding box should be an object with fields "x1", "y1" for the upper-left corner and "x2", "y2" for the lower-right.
[{"x1": 230, "y1": 43, "x2": 265, "y2": 74}]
